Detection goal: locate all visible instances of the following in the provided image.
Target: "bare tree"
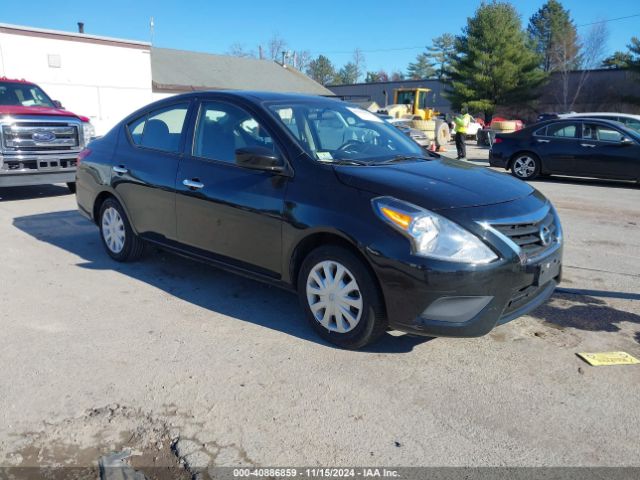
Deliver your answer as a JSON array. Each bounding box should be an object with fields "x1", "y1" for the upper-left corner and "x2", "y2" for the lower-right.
[
  {"x1": 267, "y1": 33, "x2": 288, "y2": 61},
  {"x1": 554, "y1": 21, "x2": 609, "y2": 111},
  {"x1": 227, "y1": 42, "x2": 255, "y2": 58},
  {"x1": 293, "y1": 50, "x2": 312, "y2": 71},
  {"x1": 352, "y1": 48, "x2": 366, "y2": 82}
]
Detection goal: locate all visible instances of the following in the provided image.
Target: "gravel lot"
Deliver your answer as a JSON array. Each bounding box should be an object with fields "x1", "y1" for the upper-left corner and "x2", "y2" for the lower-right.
[{"x1": 1, "y1": 144, "x2": 639, "y2": 474}]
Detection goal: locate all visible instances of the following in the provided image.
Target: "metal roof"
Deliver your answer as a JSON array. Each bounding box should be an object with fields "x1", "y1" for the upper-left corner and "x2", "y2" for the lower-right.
[
  {"x1": 151, "y1": 47, "x2": 333, "y2": 96},
  {"x1": 0, "y1": 22, "x2": 150, "y2": 48}
]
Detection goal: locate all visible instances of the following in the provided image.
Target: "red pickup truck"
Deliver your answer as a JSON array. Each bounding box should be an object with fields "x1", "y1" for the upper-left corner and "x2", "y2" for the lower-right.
[{"x1": 0, "y1": 77, "x2": 94, "y2": 192}]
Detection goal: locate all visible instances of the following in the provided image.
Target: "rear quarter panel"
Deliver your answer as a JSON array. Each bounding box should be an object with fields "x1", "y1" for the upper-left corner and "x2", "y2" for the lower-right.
[{"x1": 76, "y1": 128, "x2": 119, "y2": 221}]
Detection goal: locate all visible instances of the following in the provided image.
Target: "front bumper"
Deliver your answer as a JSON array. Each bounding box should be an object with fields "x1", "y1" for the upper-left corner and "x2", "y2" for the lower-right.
[
  {"x1": 364, "y1": 193, "x2": 562, "y2": 338},
  {"x1": 0, "y1": 170, "x2": 76, "y2": 187},
  {"x1": 369, "y1": 245, "x2": 561, "y2": 337},
  {"x1": 0, "y1": 154, "x2": 78, "y2": 187}
]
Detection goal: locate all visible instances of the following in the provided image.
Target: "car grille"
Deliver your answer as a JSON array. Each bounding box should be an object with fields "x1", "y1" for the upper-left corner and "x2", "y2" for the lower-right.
[
  {"x1": 491, "y1": 209, "x2": 558, "y2": 259},
  {"x1": 2, "y1": 123, "x2": 80, "y2": 151}
]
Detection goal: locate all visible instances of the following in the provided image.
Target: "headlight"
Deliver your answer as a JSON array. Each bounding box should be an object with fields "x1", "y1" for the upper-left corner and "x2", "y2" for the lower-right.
[
  {"x1": 372, "y1": 196, "x2": 498, "y2": 264},
  {"x1": 82, "y1": 122, "x2": 96, "y2": 146}
]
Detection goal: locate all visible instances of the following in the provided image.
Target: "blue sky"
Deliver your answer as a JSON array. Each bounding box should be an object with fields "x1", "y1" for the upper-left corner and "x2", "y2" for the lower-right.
[{"x1": 1, "y1": 0, "x2": 638, "y2": 74}]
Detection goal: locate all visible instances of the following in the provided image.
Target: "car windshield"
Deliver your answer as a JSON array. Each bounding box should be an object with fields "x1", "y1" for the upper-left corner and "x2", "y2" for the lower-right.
[
  {"x1": 0, "y1": 82, "x2": 55, "y2": 108},
  {"x1": 268, "y1": 101, "x2": 425, "y2": 164}
]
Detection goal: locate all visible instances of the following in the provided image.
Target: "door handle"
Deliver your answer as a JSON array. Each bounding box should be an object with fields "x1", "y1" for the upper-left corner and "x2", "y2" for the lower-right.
[
  {"x1": 112, "y1": 165, "x2": 128, "y2": 174},
  {"x1": 183, "y1": 179, "x2": 204, "y2": 190},
  {"x1": 580, "y1": 143, "x2": 596, "y2": 148},
  {"x1": 536, "y1": 139, "x2": 550, "y2": 143}
]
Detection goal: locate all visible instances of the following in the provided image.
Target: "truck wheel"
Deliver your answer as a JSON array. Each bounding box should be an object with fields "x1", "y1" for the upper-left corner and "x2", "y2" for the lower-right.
[
  {"x1": 99, "y1": 198, "x2": 144, "y2": 262},
  {"x1": 298, "y1": 245, "x2": 387, "y2": 349},
  {"x1": 66, "y1": 182, "x2": 76, "y2": 194}
]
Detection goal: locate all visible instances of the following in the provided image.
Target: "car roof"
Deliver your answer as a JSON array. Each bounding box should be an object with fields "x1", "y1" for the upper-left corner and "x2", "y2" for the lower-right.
[
  {"x1": 559, "y1": 112, "x2": 640, "y2": 120},
  {"x1": 527, "y1": 117, "x2": 627, "y2": 132},
  {"x1": 160, "y1": 90, "x2": 340, "y2": 104},
  {"x1": 0, "y1": 76, "x2": 36, "y2": 85},
  {"x1": 527, "y1": 117, "x2": 639, "y2": 139}
]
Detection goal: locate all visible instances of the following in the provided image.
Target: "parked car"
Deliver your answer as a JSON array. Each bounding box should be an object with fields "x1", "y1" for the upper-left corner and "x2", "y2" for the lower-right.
[
  {"x1": 489, "y1": 118, "x2": 640, "y2": 182},
  {"x1": 559, "y1": 112, "x2": 640, "y2": 134},
  {"x1": 0, "y1": 77, "x2": 95, "y2": 192},
  {"x1": 536, "y1": 112, "x2": 640, "y2": 134},
  {"x1": 77, "y1": 91, "x2": 563, "y2": 349}
]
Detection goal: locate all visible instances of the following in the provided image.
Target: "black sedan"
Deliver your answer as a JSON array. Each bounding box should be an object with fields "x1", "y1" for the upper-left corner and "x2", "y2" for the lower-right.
[
  {"x1": 76, "y1": 91, "x2": 562, "y2": 349},
  {"x1": 489, "y1": 118, "x2": 640, "y2": 182}
]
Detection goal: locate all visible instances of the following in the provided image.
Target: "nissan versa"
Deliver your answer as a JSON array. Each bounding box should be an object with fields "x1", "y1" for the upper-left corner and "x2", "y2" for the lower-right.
[{"x1": 76, "y1": 92, "x2": 563, "y2": 349}]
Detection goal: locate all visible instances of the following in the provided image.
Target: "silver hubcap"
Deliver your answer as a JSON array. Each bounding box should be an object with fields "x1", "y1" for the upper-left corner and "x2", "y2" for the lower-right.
[
  {"x1": 513, "y1": 156, "x2": 536, "y2": 178},
  {"x1": 101, "y1": 207, "x2": 125, "y2": 254},
  {"x1": 306, "y1": 260, "x2": 363, "y2": 333}
]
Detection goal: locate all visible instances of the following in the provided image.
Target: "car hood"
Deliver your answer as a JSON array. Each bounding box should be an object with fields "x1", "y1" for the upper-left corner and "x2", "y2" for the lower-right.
[
  {"x1": 0, "y1": 105, "x2": 86, "y2": 121},
  {"x1": 334, "y1": 158, "x2": 534, "y2": 211}
]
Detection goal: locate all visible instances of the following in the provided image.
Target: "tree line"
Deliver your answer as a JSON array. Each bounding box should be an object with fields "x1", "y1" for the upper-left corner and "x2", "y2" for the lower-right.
[{"x1": 227, "y1": 1, "x2": 640, "y2": 121}]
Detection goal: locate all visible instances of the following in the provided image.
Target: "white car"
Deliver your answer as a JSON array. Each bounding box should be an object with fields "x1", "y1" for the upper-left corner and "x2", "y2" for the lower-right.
[{"x1": 558, "y1": 112, "x2": 640, "y2": 133}]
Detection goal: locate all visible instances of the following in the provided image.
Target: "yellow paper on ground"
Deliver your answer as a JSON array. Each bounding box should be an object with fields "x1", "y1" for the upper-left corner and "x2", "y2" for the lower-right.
[{"x1": 577, "y1": 351, "x2": 640, "y2": 366}]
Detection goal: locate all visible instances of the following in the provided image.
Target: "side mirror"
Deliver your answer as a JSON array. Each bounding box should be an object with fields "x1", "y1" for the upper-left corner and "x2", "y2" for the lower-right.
[
  {"x1": 53, "y1": 100, "x2": 63, "y2": 109},
  {"x1": 235, "y1": 146, "x2": 284, "y2": 172},
  {"x1": 620, "y1": 137, "x2": 634, "y2": 146}
]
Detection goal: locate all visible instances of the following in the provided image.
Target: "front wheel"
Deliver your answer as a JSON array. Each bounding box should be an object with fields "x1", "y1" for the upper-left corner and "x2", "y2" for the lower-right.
[
  {"x1": 511, "y1": 154, "x2": 541, "y2": 180},
  {"x1": 298, "y1": 246, "x2": 387, "y2": 349},
  {"x1": 99, "y1": 198, "x2": 144, "y2": 262}
]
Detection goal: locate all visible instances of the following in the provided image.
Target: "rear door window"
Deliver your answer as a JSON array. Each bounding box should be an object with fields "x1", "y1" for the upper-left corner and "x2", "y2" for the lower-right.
[
  {"x1": 127, "y1": 103, "x2": 189, "y2": 153},
  {"x1": 547, "y1": 123, "x2": 578, "y2": 138}
]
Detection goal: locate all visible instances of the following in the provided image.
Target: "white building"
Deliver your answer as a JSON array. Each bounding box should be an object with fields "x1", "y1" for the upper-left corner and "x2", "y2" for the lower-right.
[
  {"x1": 0, "y1": 23, "x2": 154, "y2": 135},
  {"x1": 0, "y1": 23, "x2": 332, "y2": 136}
]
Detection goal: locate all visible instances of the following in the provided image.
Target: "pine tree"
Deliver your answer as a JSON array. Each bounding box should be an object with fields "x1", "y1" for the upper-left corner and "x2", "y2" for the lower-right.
[
  {"x1": 628, "y1": 37, "x2": 640, "y2": 74},
  {"x1": 335, "y1": 62, "x2": 358, "y2": 85},
  {"x1": 306, "y1": 55, "x2": 336, "y2": 85},
  {"x1": 528, "y1": 0, "x2": 579, "y2": 72},
  {"x1": 602, "y1": 51, "x2": 633, "y2": 69},
  {"x1": 426, "y1": 33, "x2": 456, "y2": 80},
  {"x1": 448, "y1": 1, "x2": 547, "y2": 121},
  {"x1": 407, "y1": 53, "x2": 436, "y2": 80}
]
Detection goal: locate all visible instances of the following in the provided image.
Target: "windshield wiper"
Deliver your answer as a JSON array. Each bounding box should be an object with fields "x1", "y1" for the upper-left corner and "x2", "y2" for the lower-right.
[
  {"x1": 375, "y1": 155, "x2": 430, "y2": 165},
  {"x1": 328, "y1": 159, "x2": 370, "y2": 166}
]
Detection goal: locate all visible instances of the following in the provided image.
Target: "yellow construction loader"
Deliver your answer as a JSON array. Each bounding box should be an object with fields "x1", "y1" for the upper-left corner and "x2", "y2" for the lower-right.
[{"x1": 379, "y1": 88, "x2": 450, "y2": 147}]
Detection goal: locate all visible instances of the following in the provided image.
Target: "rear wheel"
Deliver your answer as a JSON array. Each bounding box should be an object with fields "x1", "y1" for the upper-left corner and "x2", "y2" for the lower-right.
[
  {"x1": 511, "y1": 154, "x2": 540, "y2": 180},
  {"x1": 99, "y1": 198, "x2": 144, "y2": 262},
  {"x1": 298, "y1": 245, "x2": 387, "y2": 349}
]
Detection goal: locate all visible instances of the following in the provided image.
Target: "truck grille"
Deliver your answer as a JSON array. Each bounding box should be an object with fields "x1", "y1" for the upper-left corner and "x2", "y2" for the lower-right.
[
  {"x1": 491, "y1": 209, "x2": 558, "y2": 259},
  {"x1": 2, "y1": 123, "x2": 80, "y2": 151}
]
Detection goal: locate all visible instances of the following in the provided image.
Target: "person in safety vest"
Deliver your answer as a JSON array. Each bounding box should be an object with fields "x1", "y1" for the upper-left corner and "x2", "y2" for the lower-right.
[{"x1": 453, "y1": 110, "x2": 473, "y2": 160}]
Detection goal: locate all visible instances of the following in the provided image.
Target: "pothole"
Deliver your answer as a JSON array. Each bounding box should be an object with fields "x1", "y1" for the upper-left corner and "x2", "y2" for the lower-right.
[{"x1": 3, "y1": 404, "x2": 192, "y2": 479}]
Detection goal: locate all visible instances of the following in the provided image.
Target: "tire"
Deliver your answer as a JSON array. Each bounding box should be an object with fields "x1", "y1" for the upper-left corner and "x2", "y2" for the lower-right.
[
  {"x1": 492, "y1": 120, "x2": 517, "y2": 132},
  {"x1": 98, "y1": 197, "x2": 144, "y2": 262},
  {"x1": 435, "y1": 120, "x2": 450, "y2": 147},
  {"x1": 510, "y1": 153, "x2": 541, "y2": 180},
  {"x1": 66, "y1": 182, "x2": 76, "y2": 193},
  {"x1": 411, "y1": 119, "x2": 436, "y2": 131},
  {"x1": 297, "y1": 245, "x2": 387, "y2": 349}
]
